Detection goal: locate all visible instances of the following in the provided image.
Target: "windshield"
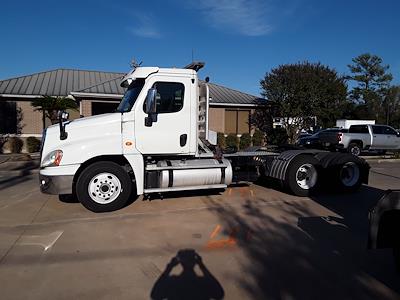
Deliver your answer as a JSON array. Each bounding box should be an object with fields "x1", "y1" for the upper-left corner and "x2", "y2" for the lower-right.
[{"x1": 117, "y1": 79, "x2": 145, "y2": 112}]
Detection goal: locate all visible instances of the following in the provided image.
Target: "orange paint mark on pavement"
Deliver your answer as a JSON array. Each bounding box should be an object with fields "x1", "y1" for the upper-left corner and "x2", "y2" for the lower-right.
[
  {"x1": 210, "y1": 224, "x2": 221, "y2": 239},
  {"x1": 205, "y1": 225, "x2": 237, "y2": 250}
]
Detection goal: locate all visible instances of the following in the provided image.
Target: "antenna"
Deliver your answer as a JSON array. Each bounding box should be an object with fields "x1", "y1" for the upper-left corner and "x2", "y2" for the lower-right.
[{"x1": 130, "y1": 58, "x2": 143, "y2": 69}]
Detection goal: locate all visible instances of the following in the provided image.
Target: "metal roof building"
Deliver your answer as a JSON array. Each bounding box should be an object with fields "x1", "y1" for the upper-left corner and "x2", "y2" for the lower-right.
[
  {"x1": 0, "y1": 68, "x2": 263, "y2": 106},
  {"x1": 0, "y1": 68, "x2": 265, "y2": 136}
]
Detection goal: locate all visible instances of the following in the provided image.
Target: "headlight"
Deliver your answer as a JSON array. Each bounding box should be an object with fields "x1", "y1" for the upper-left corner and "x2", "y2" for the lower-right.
[{"x1": 41, "y1": 150, "x2": 63, "y2": 167}]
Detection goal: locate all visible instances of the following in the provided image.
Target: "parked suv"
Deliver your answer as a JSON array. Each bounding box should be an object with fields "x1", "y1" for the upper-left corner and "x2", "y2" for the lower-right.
[{"x1": 338, "y1": 124, "x2": 400, "y2": 156}]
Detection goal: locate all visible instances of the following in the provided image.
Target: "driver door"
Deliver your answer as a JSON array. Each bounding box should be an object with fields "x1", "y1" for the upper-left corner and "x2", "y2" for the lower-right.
[{"x1": 134, "y1": 76, "x2": 191, "y2": 155}]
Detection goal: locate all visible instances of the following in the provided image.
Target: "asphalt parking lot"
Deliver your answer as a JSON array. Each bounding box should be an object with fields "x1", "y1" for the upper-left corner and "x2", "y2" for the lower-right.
[{"x1": 0, "y1": 161, "x2": 399, "y2": 299}]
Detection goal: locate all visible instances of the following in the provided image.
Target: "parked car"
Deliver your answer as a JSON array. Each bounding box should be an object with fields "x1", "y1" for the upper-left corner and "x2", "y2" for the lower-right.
[
  {"x1": 338, "y1": 124, "x2": 400, "y2": 156},
  {"x1": 297, "y1": 128, "x2": 348, "y2": 150},
  {"x1": 368, "y1": 190, "x2": 400, "y2": 272}
]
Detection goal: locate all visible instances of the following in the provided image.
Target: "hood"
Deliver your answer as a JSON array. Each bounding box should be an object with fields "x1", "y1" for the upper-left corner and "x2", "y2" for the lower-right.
[{"x1": 42, "y1": 112, "x2": 123, "y2": 166}]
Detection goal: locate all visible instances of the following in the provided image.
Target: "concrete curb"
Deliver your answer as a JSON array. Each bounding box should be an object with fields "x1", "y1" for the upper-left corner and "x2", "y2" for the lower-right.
[
  {"x1": 364, "y1": 159, "x2": 400, "y2": 163},
  {"x1": 360, "y1": 155, "x2": 393, "y2": 159}
]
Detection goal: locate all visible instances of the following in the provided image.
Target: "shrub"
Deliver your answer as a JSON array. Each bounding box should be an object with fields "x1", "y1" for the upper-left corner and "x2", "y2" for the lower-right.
[
  {"x1": 266, "y1": 128, "x2": 288, "y2": 145},
  {"x1": 217, "y1": 132, "x2": 226, "y2": 149},
  {"x1": 0, "y1": 136, "x2": 8, "y2": 154},
  {"x1": 8, "y1": 137, "x2": 23, "y2": 153},
  {"x1": 252, "y1": 129, "x2": 265, "y2": 146},
  {"x1": 225, "y1": 134, "x2": 238, "y2": 151},
  {"x1": 26, "y1": 136, "x2": 41, "y2": 153},
  {"x1": 239, "y1": 133, "x2": 252, "y2": 150}
]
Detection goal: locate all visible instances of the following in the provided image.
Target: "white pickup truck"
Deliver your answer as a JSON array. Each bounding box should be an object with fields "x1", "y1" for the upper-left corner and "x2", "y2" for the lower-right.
[{"x1": 338, "y1": 124, "x2": 400, "y2": 156}]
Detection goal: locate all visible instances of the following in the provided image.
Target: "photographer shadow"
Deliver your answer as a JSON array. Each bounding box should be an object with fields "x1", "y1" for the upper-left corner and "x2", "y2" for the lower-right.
[{"x1": 151, "y1": 249, "x2": 224, "y2": 300}]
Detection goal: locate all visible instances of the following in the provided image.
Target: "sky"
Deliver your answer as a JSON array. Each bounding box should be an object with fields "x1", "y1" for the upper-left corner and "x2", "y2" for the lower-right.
[{"x1": 0, "y1": 0, "x2": 399, "y2": 96}]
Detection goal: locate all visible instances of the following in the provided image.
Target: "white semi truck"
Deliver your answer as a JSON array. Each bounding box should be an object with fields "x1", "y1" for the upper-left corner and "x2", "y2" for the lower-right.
[{"x1": 39, "y1": 62, "x2": 370, "y2": 212}]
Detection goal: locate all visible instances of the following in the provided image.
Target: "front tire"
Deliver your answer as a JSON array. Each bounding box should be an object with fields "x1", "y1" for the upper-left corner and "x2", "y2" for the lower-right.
[
  {"x1": 285, "y1": 155, "x2": 319, "y2": 197},
  {"x1": 76, "y1": 161, "x2": 132, "y2": 212}
]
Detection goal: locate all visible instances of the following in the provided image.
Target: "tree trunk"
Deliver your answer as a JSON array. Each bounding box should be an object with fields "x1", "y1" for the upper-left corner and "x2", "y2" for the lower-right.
[
  {"x1": 50, "y1": 110, "x2": 59, "y2": 124},
  {"x1": 42, "y1": 110, "x2": 46, "y2": 131}
]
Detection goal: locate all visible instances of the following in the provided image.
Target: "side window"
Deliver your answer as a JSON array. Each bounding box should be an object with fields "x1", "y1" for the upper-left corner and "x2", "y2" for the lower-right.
[
  {"x1": 350, "y1": 125, "x2": 369, "y2": 134},
  {"x1": 372, "y1": 126, "x2": 383, "y2": 134},
  {"x1": 383, "y1": 126, "x2": 397, "y2": 135},
  {"x1": 144, "y1": 82, "x2": 184, "y2": 114}
]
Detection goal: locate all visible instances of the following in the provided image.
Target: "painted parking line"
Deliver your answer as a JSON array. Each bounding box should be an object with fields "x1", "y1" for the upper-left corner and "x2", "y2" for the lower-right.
[{"x1": 18, "y1": 230, "x2": 63, "y2": 251}]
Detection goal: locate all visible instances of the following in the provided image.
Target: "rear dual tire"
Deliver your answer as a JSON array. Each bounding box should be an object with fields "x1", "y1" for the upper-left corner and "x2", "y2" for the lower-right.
[
  {"x1": 332, "y1": 156, "x2": 363, "y2": 193},
  {"x1": 284, "y1": 154, "x2": 364, "y2": 197},
  {"x1": 285, "y1": 155, "x2": 319, "y2": 197}
]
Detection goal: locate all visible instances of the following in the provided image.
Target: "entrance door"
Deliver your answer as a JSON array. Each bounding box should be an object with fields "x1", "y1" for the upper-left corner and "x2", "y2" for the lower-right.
[{"x1": 134, "y1": 77, "x2": 191, "y2": 155}]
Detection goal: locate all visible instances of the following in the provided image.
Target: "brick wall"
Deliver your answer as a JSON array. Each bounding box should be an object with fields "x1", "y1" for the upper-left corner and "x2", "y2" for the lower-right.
[
  {"x1": 16, "y1": 100, "x2": 80, "y2": 135},
  {"x1": 209, "y1": 107, "x2": 225, "y2": 133},
  {"x1": 17, "y1": 101, "x2": 48, "y2": 134},
  {"x1": 81, "y1": 100, "x2": 92, "y2": 117}
]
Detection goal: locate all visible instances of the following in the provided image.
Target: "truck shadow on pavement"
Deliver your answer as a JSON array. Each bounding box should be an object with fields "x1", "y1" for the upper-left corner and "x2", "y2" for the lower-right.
[
  {"x1": 150, "y1": 249, "x2": 224, "y2": 300},
  {"x1": 0, "y1": 172, "x2": 34, "y2": 192},
  {"x1": 204, "y1": 185, "x2": 400, "y2": 300}
]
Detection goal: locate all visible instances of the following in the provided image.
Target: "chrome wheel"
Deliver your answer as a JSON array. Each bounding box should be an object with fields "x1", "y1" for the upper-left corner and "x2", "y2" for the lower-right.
[
  {"x1": 88, "y1": 172, "x2": 122, "y2": 204},
  {"x1": 350, "y1": 146, "x2": 361, "y2": 156},
  {"x1": 295, "y1": 163, "x2": 318, "y2": 190},
  {"x1": 340, "y1": 162, "x2": 360, "y2": 187}
]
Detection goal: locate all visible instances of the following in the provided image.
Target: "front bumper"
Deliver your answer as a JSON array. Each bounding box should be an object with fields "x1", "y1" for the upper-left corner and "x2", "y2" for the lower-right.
[
  {"x1": 39, "y1": 174, "x2": 74, "y2": 194},
  {"x1": 39, "y1": 164, "x2": 80, "y2": 195}
]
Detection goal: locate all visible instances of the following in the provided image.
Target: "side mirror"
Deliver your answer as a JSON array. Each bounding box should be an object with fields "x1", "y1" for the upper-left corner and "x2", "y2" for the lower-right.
[
  {"x1": 58, "y1": 110, "x2": 69, "y2": 140},
  {"x1": 144, "y1": 88, "x2": 157, "y2": 127},
  {"x1": 144, "y1": 88, "x2": 157, "y2": 114}
]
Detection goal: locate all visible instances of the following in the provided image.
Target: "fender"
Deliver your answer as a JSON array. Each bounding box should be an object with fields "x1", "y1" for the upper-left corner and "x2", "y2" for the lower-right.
[
  {"x1": 368, "y1": 190, "x2": 400, "y2": 249},
  {"x1": 267, "y1": 149, "x2": 326, "y2": 180}
]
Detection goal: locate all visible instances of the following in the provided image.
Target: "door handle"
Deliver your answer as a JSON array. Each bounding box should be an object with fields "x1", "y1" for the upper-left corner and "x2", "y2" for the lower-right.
[{"x1": 180, "y1": 134, "x2": 187, "y2": 147}]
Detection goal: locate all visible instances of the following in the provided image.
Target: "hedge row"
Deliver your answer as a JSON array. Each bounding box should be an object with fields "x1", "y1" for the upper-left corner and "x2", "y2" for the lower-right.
[
  {"x1": 217, "y1": 130, "x2": 265, "y2": 151},
  {"x1": 1, "y1": 136, "x2": 41, "y2": 154}
]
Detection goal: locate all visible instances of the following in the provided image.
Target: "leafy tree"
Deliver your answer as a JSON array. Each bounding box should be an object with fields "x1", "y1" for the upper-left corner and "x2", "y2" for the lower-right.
[
  {"x1": 266, "y1": 127, "x2": 288, "y2": 145},
  {"x1": 256, "y1": 62, "x2": 347, "y2": 143},
  {"x1": 347, "y1": 53, "x2": 393, "y2": 122},
  {"x1": 383, "y1": 85, "x2": 400, "y2": 128},
  {"x1": 31, "y1": 96, "x2": 78, "y2": 130},
  {"x1": 252, "y1": 129, "x2": 265, "y2": 146}
]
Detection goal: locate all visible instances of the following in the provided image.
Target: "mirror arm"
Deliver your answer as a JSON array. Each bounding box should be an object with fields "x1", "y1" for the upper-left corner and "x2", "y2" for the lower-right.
[{"x1": 58, "y1": 110, "x2": 69, "y2": 140}]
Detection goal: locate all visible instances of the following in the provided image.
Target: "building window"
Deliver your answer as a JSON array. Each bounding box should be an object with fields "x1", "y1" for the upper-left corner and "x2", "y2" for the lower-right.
[
  {"x1": 0, "y1": 101, "x2": 17, "y2": 134},
  {"x1": 224, "y1": 109, "x2": 250, "y2": 134},
  {"x1": 91, "y1": 102, "x2": 119, "y2": 115}
]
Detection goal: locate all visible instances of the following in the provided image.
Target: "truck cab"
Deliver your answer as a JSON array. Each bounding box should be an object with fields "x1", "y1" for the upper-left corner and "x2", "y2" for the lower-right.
[
  {"x1": 39, "y1": 63, "x2": 233, "y2": 211},
  {"x1": 119, "y1": 66, "x2": 198, "y2": 155}
]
